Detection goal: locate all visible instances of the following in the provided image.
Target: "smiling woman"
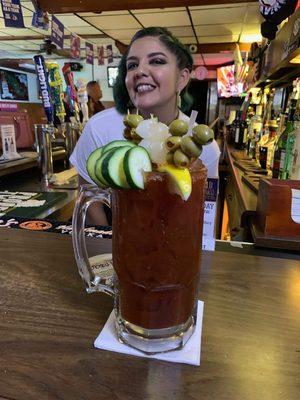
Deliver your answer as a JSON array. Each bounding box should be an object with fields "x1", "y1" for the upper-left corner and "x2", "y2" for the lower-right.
[{"x1": 70, "y1": 26, "x2": 221, "y2": 225}]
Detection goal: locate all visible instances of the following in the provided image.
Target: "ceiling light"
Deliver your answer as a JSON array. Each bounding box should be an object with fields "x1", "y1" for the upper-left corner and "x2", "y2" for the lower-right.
[{"x1": 240, "y1": 33, "x2": 263, "y2": 43}]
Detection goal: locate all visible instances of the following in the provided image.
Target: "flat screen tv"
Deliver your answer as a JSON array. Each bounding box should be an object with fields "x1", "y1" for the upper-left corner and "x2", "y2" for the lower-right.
[
  {"x1": 217, "y1": 65, "x2": 244, "y2": 98},
  {"x1": 107, "y1": 66, "x2": 119, "y2": 88},
  {"x1": 0, "y1": 69, "x2": 29, "y2": 101}
]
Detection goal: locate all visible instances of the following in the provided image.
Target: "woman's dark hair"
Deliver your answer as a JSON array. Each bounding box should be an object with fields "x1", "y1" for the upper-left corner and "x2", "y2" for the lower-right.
[{"x1": 113, "y1": 27, "x2": 194, "y2": 114}]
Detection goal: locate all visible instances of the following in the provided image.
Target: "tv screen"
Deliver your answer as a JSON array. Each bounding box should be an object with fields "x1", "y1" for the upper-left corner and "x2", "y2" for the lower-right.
[
  {"x1": 0, "y1": 69, "x2": 29, "y2": 101},
  {"x1": 217, "y1": 65, "x2": 243, "y2": 98},
  {"x1": 107, "y1": 66, "x2": 119, "y2": 88}
]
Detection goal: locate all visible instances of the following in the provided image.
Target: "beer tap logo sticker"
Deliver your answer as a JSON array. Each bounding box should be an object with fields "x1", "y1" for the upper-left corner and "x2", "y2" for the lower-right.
[{"x1": 19, "y1": 220, "x2": 53, "y2": 231}]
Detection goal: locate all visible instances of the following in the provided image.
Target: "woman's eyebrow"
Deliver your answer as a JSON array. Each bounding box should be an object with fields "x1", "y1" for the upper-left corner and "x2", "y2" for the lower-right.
[{"x1": 126, "y1": 52, "x2": 167, "y2": 62}]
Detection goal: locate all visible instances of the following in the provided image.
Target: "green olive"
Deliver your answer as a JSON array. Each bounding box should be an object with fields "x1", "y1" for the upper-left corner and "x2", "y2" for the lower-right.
[
  {"x1": 124, "y1": 114, "x2": 144, "y2": 128},
  {"x1": 173, "y1": 149, "x2": 190, "y2": 169},
  {"x1": 166, "y1": 152, "x2": 174, "y2": 164},
  {"x1": 131, "y1": 128, "x2": 142, "y2": 141},
  {"x1": 180, "y1": 136, "x2": 202, "y2": 158},
  {"x1": 192, "y1": 124, "x2": 214, "y2": 145},
  {"x1": 123, "y1": 127, "x2": 132, "y2": 140},
  {"x1": 165, "y1": 136, "x2": 182, "y2": 152},
  {"x1": 169, "y1": 119, "x2": 189, "y2": 136}
]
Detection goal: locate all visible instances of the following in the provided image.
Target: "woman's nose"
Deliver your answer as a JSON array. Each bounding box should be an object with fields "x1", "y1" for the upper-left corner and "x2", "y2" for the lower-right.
[{"x1": 135, "y1": 64, "x2": 149, "y2": 78}]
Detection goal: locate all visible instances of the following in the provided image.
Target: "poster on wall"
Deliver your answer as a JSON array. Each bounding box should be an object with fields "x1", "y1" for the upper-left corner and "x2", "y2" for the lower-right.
[
  {"x1": 86, "y1": 43, "x2": 94, "y2": 65},
  {"x1": 0, "y1": 0, "x2": 25, "y2": 28},
  {"x1": 0, "y1": 69, "x2": 29, "y2": 101},
  {"x1": 70, "y1": 33, "x2": 81, "y2": 59},
  {"x1": 51, "y1": 15, "x2": 64, "y2": 49},
  {"x1": 31, "y1": 8, "x2": 49, "y2": 30},
  {"x1": 98, "y1": 46, "x2": 105, "y2": 65},
  {"x1": 106, "y1": 44, "x2": 113, "y2": 64}
]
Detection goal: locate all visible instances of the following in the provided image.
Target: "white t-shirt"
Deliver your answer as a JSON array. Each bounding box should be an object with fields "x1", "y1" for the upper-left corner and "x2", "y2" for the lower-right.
[{"x1": 70, "y1": 107, "x2": 221, "y2": 183}]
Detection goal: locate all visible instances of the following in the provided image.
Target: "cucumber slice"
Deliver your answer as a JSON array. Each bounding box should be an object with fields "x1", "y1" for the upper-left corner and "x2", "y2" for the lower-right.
[
  {"x1": 86, "y1": 147, "x2": 106, "y2": 187},
  {"x1": 102, "y1": 146, "x2": 131, "y2": 188},
  {"x1": 102, "y1": 140, "x2": 136, "y2": 154},
  {"x1": 124, "y1": 147, "x2": 152, "y2": 189},
  {"x1": 95, "y1": 149, "x2": 116, "y2": 187}
]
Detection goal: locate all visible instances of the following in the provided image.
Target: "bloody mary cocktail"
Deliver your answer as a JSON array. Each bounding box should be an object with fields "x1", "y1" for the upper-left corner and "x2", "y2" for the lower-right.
[{"x1": 112, "y1": 159, "x2": 207, "y2": 330}]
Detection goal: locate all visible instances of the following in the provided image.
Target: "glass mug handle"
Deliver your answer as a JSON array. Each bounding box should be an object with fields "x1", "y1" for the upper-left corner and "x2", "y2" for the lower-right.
[{"x1": 72, "y1": 184, "x2": 114, "y2": 295}]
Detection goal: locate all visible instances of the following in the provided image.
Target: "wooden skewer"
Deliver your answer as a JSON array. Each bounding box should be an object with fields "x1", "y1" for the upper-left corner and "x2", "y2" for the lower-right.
[{"x1": 209, "y1": 117, "x2": 219, "y2": 129}]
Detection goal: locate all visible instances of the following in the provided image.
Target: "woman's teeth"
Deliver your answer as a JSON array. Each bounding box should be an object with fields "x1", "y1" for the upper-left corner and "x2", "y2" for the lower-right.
[{"x1": 136, "y1": 84, "x2": 155, "y2": 93}]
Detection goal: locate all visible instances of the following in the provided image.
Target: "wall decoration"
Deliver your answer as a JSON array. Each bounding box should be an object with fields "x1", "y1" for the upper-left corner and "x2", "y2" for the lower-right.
[{"x1": 0, "y1": 69, "x2": 28, "y2": 101}]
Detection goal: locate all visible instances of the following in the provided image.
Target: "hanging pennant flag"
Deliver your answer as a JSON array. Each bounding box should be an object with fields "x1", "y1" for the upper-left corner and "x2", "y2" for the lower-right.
[
  {"x1": 51, "y1": 15, "x2": 64, "y2": 49},
  {"x1": 70, "y1": 33, "x2": 81, "y2": 59},
  {"x1": 1, "y1": 0, "x2": 25, "y2": 28},
  {"x1": 32, "y1": 8, "x2": 49, "y2": 31},
  {"x1": 86, "y1": 43, "x2": 94, "y2": 65},
  {"x1": 98, "y1": 46, "x2": 105, "y2": 65},
  {"x1": 106, "y1": 44, "x2": 113, "y2": 64}
]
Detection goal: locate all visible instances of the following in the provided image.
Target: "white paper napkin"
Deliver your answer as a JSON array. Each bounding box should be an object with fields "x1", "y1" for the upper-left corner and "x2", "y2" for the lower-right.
[{"x1": 94, "y1": 300, "x2": 204, "y2": 366}]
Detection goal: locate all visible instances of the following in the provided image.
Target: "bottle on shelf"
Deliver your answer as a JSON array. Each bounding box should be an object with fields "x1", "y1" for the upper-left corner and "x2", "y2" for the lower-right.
[
  {"x1": 233, "y1": 110, "x2": 245, "y2": 150},
  {"x1": 289, "y1": 121, "x2": 300, "y2": 180},
  {"x1": 279, "y1": 80, "x2": 299, "y2": 179},
  {"x1": 225, "y1": 110, "x2": 236, "y2": 145},
  {"x1": 272, "y1": 108, "x2": 296, "y2": 179},
  {"x1": 247, "y1": 128, "x2": 257, "y2": 159},
  {"x1": 259, "y1": 120, "x2": 278, "y2": 172},
  {"x1": 246, "y1": 104, "x2": 263, "y2": 149}
]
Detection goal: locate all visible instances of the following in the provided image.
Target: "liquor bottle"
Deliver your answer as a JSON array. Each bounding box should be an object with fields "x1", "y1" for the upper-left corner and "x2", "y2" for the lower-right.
[
  {"x1": 279, "y1": 81, "x2": 299, "y2": 179},
  {"x1": 233, "y1": 111, "x2": 245, "y2": 150},
  {"x1": 290, "y1": 121, "x2": 300, "y2": 180},
  {"x1": 259, "y1": 120, "x2": 278, "y2": 172},
  {"x1": 226, "y1": 110, "x2": 236, "y2": 144},
  {"x1": 272, "y1": 108, "x2": 295, "y2": 179},
  {"x1": 247, "y1": 104, "x2": 263, "y2": 147},
  {"x1": 248, "y1": 129, "x2": 257, "y2": 159},
  {"x1": 266, "y1": 120, "x2": 278, "y2": 172}
]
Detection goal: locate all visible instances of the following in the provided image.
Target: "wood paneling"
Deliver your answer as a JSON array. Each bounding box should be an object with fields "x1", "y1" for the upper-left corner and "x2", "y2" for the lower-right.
[{"x1": 33, "y1": 0, "x2": 256, "y2": 13}]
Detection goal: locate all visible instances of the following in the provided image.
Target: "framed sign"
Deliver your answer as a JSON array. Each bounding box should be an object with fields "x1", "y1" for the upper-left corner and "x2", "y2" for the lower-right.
[
  {"x1": 107, "y1": 66, "x2": 118, "y2": 88},
  {"x1": 0, "y1": 69, "x2": 29, "y2": 101}
]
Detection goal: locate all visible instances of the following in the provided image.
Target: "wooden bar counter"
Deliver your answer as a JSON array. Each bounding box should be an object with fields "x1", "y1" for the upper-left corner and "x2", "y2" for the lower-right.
[{"x1": 0, "y1": 228, "x2": 299, "y2": 399}]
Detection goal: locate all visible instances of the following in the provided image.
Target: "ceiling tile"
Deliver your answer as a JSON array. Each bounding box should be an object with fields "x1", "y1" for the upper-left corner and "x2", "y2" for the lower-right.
[
  {"x1": 0, "y1": 42, "x2": 21, "y2": 50},
  {"x1": 137, "y1": 11, "x2": 190, "y2": 27},
  {"x1": 132, "y1": 8, "x2": 185, "y2": 13},
  {"x1": 0, "y1": 19, "x2": 7, "y2": 29},
  {"x1": 167, "y1": 26, "x2": 194, "y2": 37},
  {"x1": 70, "y1": 26, "x2": 103, "y2": 35},
  {"x1": 191, "y1": 7, "x2": 247, "y2": 25},
  {"x1": 84, "y1": 15, "x2": 141, "y2": 30},
  {"x1": 0, "y1": 28, "x2": 39, "y2": 36},
  {"x1": 56, "y1": 15, "x2": 91, "y2": 27},
  {"x1": 197, "y1": 35, "x2": 239, "y2": 43},
  {"x1": 86, "y1": 38, "x2": 114, "y2": 45},
  {"x1": 241, "y1": 24, "x2": 262, "y2": 35},
  {"x1": 179, "y1": 37, "x2": 197, "y2": 44},
  {"x1": 245, "y1": 5, "x2": 264, "y2": 23},
  {"x1": 189, "y1": 3, "x2": 247, "y2": 10},
  {"x1": 102, "y1": 29, "x2": 139, "y2": 40},
  {"x1": 195, "y1": 23, "x2": 242, "y2": 36}
]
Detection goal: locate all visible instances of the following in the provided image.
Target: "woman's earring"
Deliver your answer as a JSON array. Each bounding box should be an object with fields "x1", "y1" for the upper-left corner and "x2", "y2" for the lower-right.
[{"x1": 177, "y1": 92, "x2": 182, "y2": 109}]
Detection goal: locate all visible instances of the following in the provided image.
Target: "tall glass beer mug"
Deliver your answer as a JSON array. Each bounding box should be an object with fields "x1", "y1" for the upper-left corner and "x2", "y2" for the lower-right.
[{"x1": 72, "y1": 161, "x2": 207, "y2": 354}]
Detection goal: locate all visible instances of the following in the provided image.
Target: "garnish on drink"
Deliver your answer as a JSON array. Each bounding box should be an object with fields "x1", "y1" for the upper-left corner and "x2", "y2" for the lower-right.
[{"x1": 86, "y1": 112, "x2": 214, "y2": 200}]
